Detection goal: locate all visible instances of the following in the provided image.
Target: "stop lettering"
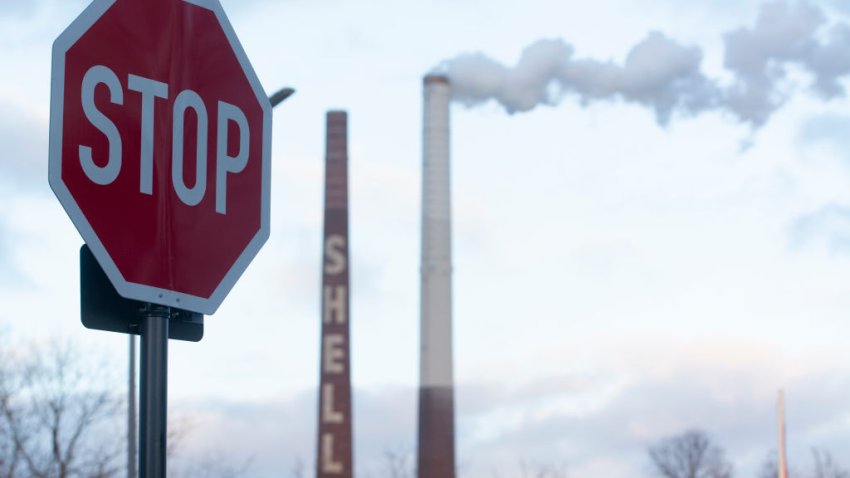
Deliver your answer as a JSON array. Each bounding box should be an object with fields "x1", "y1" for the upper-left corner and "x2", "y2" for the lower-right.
[{"x1": 79, "y1": 64, "x2": 250, "y2": 214}]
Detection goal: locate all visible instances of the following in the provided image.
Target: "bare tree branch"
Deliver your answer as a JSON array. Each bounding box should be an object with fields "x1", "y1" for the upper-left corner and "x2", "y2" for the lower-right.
[
  {"x1": 0, "y1": 336, "x2": 121, "y2": 478},
  {"x1": 648, "y1": 429, "x2": 733, "y2": 478},
  {"x1": 383, "y1": 447, "x2": 414, "y2": 478},
  {"x1": 811, "y1": 449, "x2": 850, "y2": 478},
  {"x1": 290, "y1": 456, "x2": 306, "y2": 478}
]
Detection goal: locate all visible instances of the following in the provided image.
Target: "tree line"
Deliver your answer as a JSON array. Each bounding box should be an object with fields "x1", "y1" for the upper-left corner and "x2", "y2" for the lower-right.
[{"x1": 649, "y1": 429, "x2": 848, "y2": 478}]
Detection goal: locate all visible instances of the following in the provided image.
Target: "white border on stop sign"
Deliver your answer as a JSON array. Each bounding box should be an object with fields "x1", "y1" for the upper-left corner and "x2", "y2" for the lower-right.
[{"x1": 47, "y1": 0, "x2": 273, "y2": 316}]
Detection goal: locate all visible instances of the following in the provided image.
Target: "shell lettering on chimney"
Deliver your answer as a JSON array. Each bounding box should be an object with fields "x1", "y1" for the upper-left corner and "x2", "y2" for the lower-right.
[{"x1": 315, "y1": 111, "x2": 353, "y2": 478}]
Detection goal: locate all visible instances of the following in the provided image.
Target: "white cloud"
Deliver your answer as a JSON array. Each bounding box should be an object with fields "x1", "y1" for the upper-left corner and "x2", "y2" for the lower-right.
[
  {"x1": 796, "y1": 113, "x2": 850, "y2": 160},
  {"x1": 791, "y1": 203, "x2": 850, "y2": 252},
  {"x1": 826, "y1": 0, "x2": 850, "y2": 16},
  {"x1": 0, "y1": 225, "x2": 19, "y2": 286},
  {"x1": 0, "y1": 0, "x2": 40, "y2": 18},
  {"x1": 0, "y1": 101, "x2": 48, "y2": 191}
]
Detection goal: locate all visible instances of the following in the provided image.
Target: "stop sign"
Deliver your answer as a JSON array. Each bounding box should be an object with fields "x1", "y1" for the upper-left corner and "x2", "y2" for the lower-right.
[{"x1": 49, "y1": 0, "x2": 272, "y2": 315}]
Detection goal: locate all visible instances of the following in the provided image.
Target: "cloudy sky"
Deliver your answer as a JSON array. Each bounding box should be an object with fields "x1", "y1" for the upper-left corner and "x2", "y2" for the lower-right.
[{"x1": 3, "y1": 0, "x2": 850, "y2": 476}]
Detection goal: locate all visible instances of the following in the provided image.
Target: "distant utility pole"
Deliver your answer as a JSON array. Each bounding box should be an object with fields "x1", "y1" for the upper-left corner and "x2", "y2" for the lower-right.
[
  {"x1": 128, "y1": 335, "x2": 137, "y2": 478},
  {"x1": 777, "y1": 389, "x2": 788, "y2": 478}
]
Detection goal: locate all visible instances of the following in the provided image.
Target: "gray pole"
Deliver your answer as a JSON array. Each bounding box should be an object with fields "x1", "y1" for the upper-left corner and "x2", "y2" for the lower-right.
[
  {"x1": 129, "y1": 335, "x2": 137, "y2": 478},
  {"x1": 139, "y1": 304, "x2": 170, "y2": 478}
]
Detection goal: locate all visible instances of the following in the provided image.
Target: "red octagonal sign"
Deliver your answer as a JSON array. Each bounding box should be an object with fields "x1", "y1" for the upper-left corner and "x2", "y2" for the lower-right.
[{"x1": 49, "y1": 0, "x2": 272, "y2": 315}]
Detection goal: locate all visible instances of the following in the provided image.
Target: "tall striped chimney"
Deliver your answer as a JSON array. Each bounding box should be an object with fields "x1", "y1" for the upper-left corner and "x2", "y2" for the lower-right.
[
  {"x1": 417, "y1": 74, "x2": 456, "y2": 478},
  {"x1": 316, "y1": 111, "x2": 353, "y2": 478}
]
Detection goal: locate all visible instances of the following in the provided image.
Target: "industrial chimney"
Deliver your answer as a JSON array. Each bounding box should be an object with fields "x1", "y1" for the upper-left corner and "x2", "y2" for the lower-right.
[
  {"x1": 417, "y1": 74, "x2": 456, "y2": 478},
  {"x1": 316, "y1": 111, "x2": 353, "y2": 478}
]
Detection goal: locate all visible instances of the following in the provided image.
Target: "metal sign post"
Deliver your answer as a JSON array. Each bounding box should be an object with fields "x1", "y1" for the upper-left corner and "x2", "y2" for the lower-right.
[
  {"x1": 139, "y1": 304, "x2": 170, "y2": 478},
  {"x1": 81, "y1": 244, "x2": 204, "y2": 476}
]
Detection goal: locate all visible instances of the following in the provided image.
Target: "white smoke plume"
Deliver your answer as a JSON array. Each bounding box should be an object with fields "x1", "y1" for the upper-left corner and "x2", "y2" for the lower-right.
[{"x1": 434, "y1": 1, "x2": 850, "y2": 127}]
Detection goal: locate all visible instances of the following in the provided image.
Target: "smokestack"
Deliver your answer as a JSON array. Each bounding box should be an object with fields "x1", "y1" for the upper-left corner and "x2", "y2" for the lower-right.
[
  {"x1": 417, "y1": 74, "x2": 456, "y2": 478},
  {"x1": 778, "y1": 389, "x2": 789, "y2": 478},
  {"x1": 316, "y1": 111, "x2": 353, "y2": 478}
]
